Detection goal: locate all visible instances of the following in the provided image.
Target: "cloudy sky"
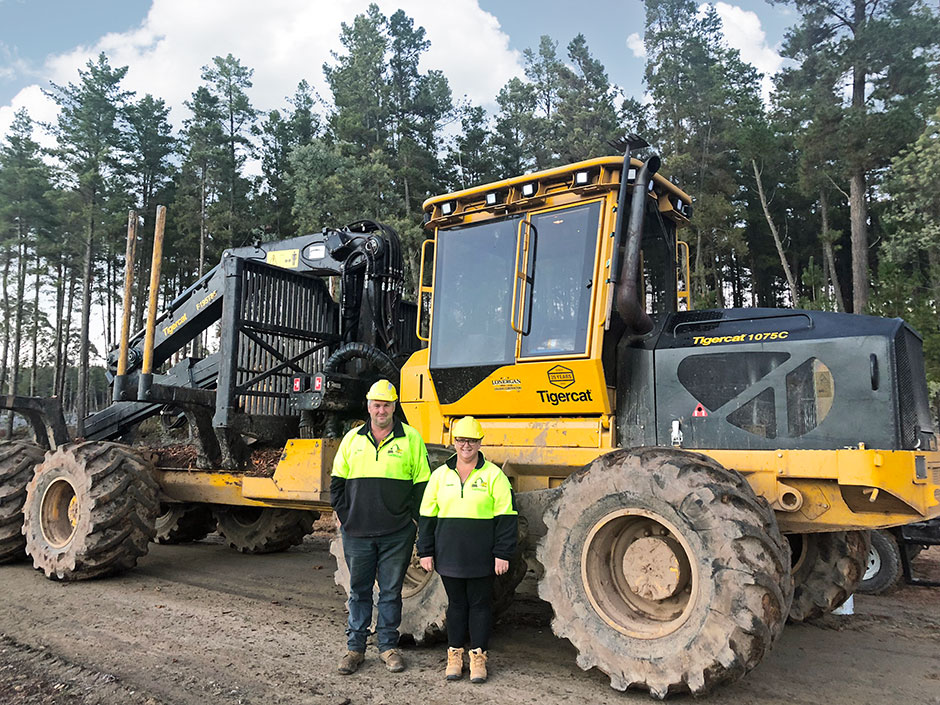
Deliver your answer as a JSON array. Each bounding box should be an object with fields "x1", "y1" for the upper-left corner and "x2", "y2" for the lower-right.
[{"x1": 0, "y1": 0, "x2": 796, "y2": 142}]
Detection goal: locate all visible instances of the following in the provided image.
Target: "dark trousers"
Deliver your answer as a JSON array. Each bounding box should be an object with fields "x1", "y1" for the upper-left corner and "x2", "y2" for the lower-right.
[{"x1": 440, "y1": 574, "x2": 495, "y2": 650}]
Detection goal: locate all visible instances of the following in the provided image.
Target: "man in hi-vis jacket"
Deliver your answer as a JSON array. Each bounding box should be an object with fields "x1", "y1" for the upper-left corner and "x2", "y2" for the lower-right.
[{"x1": 330, "y1": 379, "x2": 430, "y2": 675}]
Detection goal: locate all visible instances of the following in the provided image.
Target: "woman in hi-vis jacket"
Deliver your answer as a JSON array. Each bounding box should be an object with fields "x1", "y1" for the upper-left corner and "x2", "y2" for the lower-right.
[{"x1": 417, "y1": 416, "x2": 517, "y2": 684}]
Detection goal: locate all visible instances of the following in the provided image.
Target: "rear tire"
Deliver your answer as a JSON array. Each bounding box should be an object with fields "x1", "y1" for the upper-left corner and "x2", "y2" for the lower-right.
[
  {"x1": 154, "y1": 503, "x2": 217, "y2": 544},
  {"x1": 536, "y1": 448, "x2": 792, "y2": 698},
  {"x1": 857, "y1": 530, "x2": 902, "y2": 595},
  {"x1": 22, "y1": 442, "x2": 159, "y2": 580},
  {"x1": 788, "y1": 531, "x2": 870, "y2": 621},
  {"x1": 0, "y1": 441, "x2": 46, "y2": 563},
  {"x1": 214, "y1": 506, "x2": 317, "y2": 553}
]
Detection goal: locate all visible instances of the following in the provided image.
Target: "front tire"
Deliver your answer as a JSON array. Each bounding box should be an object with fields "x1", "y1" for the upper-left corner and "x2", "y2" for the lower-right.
[
  {"x1": 536, "y1": 448, "x2": 792, "y2": 699},
  {"x1": 22, "y1": 442, "x2": 159, "y2": 580}
]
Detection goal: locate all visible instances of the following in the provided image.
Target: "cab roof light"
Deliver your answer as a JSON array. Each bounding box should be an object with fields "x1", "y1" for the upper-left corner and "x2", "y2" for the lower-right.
[
  {"x1": 441, "y1": 201, "x2": 456, "y2": 216},
  {"x1": 521, "y1": 182, "x2": 537, "y2": 197},
  {"x1": 627, "y1": 167, "x2": 637, "y2": 183},
  {"x1": 575, "y1": 170, "x2": 590, "y2": 185},
  {"x1": 485, "y1": 191, "x2": 503, "y2": 206}
]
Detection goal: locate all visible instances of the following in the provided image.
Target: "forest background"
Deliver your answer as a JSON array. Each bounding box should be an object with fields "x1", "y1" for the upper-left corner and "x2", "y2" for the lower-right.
[{"x1": 1, "y1": 0, "x2": 939, "y2": 432}]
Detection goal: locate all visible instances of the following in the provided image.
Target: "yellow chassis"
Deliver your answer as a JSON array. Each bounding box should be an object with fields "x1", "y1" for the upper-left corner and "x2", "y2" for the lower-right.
[{"x1": 153, "y1": 438, "x2": 940, "y2": 535}]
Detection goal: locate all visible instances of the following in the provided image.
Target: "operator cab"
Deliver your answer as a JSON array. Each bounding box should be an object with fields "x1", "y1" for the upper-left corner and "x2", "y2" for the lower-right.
[{"x1": 418, "y1": 156, "x2": 691, "y2": 416}]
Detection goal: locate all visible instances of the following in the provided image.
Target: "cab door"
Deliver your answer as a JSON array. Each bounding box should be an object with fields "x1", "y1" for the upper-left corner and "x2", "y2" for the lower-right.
[{"x1": 427, "y1": 199, "x2": 610, "y2": 417}]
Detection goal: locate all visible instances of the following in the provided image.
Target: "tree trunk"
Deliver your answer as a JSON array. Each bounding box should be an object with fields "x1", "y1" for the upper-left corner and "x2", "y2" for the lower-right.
[
  {"x1": 0, "y1": 245, "x2": 11, "y2": 406},
  {"x1": 77, "y1": 208, "x2": 95, "y2": 437},
  {"x1": 819, "y1": 190, "x2": 845, "y2": 312},
  {"x1": 57, "y1": 270, "x2": 77, "y2": 400},
  {"x1": 849, "y1": 167, "x2": 869, "y2": 313},
  {"x1": 848, "y1": 0, "x2": 869, "y2": 314},
  {"x1": 53, "y1": 259, "x2": 66, "y2": 399},
  {"x1": 29, "y1": 252, "x2": 40, "y2": 395},
  {"x1": 752, "y1": 160, "x2": 798, "y2": 306},
  {"x1": 926, "y1": 249, "x2": 940, "y2": 317},
  {"x1": 6, "y1": 227, "x2": 27, "y2": 437}
]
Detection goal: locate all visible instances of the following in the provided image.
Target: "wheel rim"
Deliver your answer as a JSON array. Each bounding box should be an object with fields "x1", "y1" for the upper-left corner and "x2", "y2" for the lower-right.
[
  {"x1": 401, "y1": 546, "x2": 434, "y2": 599},
  {"x1": 40, "y1": 478, "x2": 79, "y2": 548},
  {"x1": 581, "y1": 509, "x2": 697, "y2": 638},
  {"x1": 863, "y1": 546, "x2": 881, "y2": 581}
]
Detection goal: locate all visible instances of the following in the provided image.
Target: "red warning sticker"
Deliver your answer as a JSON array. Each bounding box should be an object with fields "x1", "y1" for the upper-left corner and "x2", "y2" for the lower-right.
[{"x1": 692, "y1": 403, "x2": 708, "y2": 418}]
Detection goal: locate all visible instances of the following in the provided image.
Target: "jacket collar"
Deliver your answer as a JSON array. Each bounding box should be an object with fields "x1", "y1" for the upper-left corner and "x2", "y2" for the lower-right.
[
  {"x1": 358, "y1": 418, "x2": 406, "y2": 441},
  {"x1": 445, "y1": 451, "x2": 486, "y2": 470}
]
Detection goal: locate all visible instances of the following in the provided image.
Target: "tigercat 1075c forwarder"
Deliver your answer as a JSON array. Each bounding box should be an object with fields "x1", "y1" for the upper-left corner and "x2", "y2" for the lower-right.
[{"x1": 2, "y1": 138, "x2": 939, "y2": 699}]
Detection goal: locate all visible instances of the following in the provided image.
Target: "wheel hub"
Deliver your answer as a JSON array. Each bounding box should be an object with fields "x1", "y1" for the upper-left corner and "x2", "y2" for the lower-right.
[
  {"x1": 39, "y1": 478, "x2": 79, "y2": 548},
  {"x1": 622, "y1": 536, "x2": 690, "y2": 600},
  {"x1": 582, "y1": 510, "x2": 697, "y2": 638},
  {"x1": 864, "y1": 546, "x2": 881, "y2": 581}
]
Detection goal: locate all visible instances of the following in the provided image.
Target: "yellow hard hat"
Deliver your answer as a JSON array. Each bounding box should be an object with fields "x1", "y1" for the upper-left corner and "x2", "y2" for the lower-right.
[
  {"x1": 366, "y1": 379, "x2": 398, "y2": 402},
  {"x1": 452, "y1": 416, "x2": 484, "y2": 440}
]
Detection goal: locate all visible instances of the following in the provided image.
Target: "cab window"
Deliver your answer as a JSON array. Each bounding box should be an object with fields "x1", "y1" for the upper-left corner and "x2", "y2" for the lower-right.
[
  {"x1": 520, "y1": 201, "x2": 602, "y2": 358},
  {"x1": 429, "y1": 216, "x2": 521, "y2": 369}
]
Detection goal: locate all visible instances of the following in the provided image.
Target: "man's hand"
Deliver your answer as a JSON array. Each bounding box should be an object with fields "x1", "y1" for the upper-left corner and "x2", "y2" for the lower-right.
[
  {"x1": 495, "y1": 558, "x2": 509, "y2": 576},
  {"x1": 419, "y1": 556, "x2": 434, "y2": 572}
]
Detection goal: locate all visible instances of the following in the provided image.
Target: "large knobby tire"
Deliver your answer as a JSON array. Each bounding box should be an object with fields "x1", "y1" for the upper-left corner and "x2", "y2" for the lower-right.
[
  {"x1": 22, "y1": 442, "x2": 159, "y2": 581},
  {"x1": 857, "y1": 530, "x2": 902, "y2": 595},
  {"x1": 330, "y1": 530, "x2": 528, "y2": 644},
  {"x1": 0, "y1": 441, "x2": 47, "y2": 563},
  {"x1": 154, "y1": 503, "x2": 217, "y2": 544},
  {"x1": 536, "y1": 447, "x2": 792, "y2": 699},
  {"x1": 214, "y1": 506, "x2": 317, "y2": 554},
  {"x1": 788, "y1": 530, "x2": 870, "y2": 621}
]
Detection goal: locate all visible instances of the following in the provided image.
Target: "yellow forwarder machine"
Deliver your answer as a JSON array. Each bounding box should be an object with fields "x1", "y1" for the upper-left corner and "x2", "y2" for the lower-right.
[{"x1": 2, "y1": 139, "x2": 938, "y2": 698}]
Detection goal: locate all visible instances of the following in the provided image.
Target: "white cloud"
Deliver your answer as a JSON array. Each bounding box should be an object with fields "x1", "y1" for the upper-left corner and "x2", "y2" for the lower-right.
[
  {"x1": 703, "y1": 2, "x2": 783, "y2": 103},
  {"x1": 0, "y1": 0, "x2": 523, "y2": 142},
  {"x1": 626, "y1": 33, "x2": 646, "y2": 59},
  {"x1": 0, "y1": 85, "x2": 58, "y2": 149}
]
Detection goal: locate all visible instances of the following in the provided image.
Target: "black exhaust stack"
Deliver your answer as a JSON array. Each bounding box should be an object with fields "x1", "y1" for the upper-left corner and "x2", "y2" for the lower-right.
[{"x1": 607, "y1": 135, "x2": 660, "y2": 336}]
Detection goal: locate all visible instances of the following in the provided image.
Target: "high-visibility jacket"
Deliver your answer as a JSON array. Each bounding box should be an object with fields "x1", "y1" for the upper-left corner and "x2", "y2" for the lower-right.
[
  {"x1": 330, "y1": 419, "x2": 431, "y2": 537},
  {"x1": 417, "y1": 453, "x2": 517, "y2": 578}
]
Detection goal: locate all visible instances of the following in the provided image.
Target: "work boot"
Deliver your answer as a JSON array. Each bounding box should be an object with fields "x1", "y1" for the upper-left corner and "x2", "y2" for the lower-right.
[
  {"x1": 379, "y1": 648, "x2": 406, "y2": 672},
  {"x1": 468, "y1": 648, "x2": 488, "y2": 683},
  {"x1": 445, "y1": 647, "x2": 464, "y2": 680},
  {"x1": 337, "y1": 650, "x2": 365, "y2": 675}
]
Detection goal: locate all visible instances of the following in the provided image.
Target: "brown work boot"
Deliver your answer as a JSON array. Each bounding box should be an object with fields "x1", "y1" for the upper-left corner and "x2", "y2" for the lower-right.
[
  {"x1": 445, "y1": 647, "x2": 464, "y2": 680},
  {"x1": 468, "y1": 648, "x2": 487, "y2": 683},
  {"x1": 337, "y1": 650, "x2": 364, "y2": 675},
  {"x1": 379, "y1": 648, "x2": 405, "y2": 672}
]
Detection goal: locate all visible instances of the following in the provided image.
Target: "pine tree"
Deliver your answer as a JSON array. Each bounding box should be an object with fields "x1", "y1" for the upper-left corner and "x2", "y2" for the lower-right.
[{"x1": 45, "y1": 53, "x2": 132, "y2": 434}]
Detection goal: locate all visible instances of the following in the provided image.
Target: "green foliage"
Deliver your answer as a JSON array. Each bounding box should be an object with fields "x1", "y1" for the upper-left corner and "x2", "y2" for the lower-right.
[{"x1": 3, "y1": 3, "x2": 940, "y2": 417}]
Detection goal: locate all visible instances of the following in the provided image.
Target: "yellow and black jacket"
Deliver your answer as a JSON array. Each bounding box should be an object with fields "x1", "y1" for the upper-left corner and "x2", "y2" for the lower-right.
[
  {"x1": 417, "y1": 453, "x2": 517, "y2": 578},
  {"x1": 330, "y1": 419, "x2": 431, "y2": 538}
]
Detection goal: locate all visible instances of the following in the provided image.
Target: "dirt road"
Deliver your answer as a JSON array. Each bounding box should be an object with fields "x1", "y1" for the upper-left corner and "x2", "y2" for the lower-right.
[{"x1": 1, "y1": 525, "x2": 938, "y2": 705}]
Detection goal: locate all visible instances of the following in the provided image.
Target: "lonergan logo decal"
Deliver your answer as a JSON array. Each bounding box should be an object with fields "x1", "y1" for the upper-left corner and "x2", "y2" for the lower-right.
[
  {"x1": 547, "y1": 365, "x2": 575, "y2": 388},
  {"x1": 538, "y1": 366, "x2": 593, "y2": 405}
]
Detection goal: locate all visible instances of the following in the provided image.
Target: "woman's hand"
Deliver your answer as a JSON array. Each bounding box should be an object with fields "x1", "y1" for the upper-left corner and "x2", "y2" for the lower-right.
[
  {"x1": 419, "y1": 556, "x2": 434, "y2": 572},
  {"x1": 494, "y1": 558, "x2": 509, "y2": 576}
]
